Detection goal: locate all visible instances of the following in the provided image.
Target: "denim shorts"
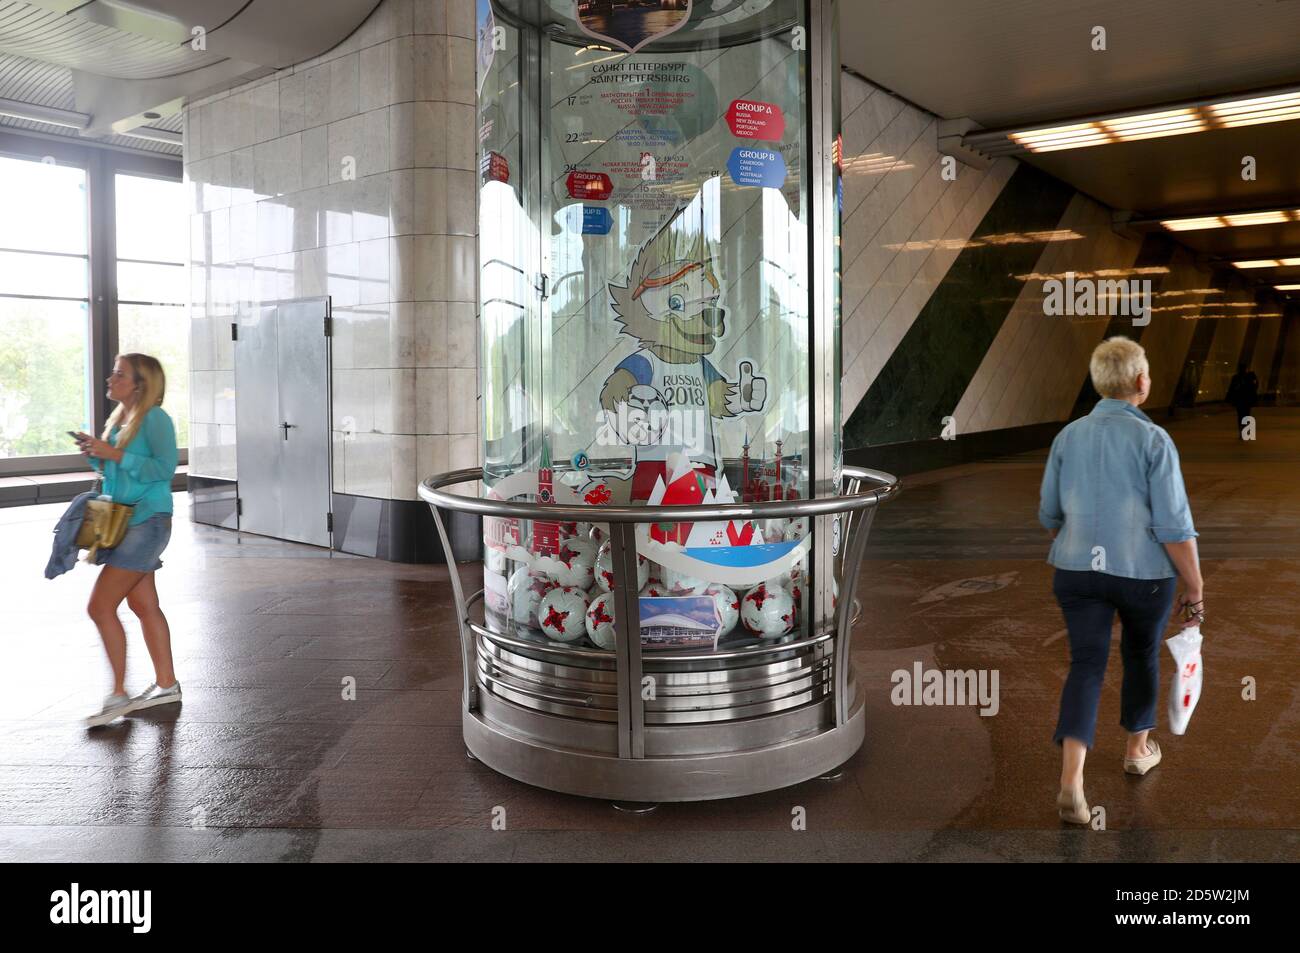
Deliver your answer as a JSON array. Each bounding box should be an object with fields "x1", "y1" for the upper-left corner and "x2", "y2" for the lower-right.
[{"x1": 99, "y1": 513, "x2": 172, "y2": 572}]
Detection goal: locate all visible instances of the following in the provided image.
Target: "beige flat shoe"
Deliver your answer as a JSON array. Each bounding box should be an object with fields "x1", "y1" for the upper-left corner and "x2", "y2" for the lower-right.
[
  {"x1": 1124, "y1": 739, "x2": 1162, "y2": 775},
  {"x1": 1057, "y1": 786, "x2": 1090, "y2": 824}
]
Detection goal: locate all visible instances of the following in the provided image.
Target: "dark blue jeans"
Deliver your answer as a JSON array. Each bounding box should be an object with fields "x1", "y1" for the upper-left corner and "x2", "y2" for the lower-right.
[{"x1": 1052, "y1": 569, "x2": 1177, "y2": 749}]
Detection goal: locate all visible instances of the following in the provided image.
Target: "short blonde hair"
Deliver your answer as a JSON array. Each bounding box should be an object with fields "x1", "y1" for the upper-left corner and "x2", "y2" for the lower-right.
[{"x1": 1089, "y1": 336, "x2": 1149, "y2": 398}]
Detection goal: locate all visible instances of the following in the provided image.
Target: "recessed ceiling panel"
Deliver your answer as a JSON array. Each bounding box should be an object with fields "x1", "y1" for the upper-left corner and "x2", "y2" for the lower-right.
[
  {"x1": 1144, "y1": 221, "x2": 1300, "y2": 262},
  {"x1": 841, "y1": 0, "x2": 1300, "y2": 128},
  {"x1": 0, "y1": 0, "x2": 225, "y2": 79},
  {"x1": 1023, "y1": 122, "x2": 1300, "y2": 217}
]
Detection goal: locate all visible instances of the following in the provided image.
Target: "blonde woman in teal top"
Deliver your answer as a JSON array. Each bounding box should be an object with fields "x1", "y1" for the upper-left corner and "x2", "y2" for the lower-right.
[{"x1": 73, "y1": 353, "x2": 183, "y2": 728}]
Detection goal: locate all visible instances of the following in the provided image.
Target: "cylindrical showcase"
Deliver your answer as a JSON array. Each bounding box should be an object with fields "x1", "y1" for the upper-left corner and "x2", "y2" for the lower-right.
[{"x1": 421, "y1": 0, "x2": 898, "y2": 802}]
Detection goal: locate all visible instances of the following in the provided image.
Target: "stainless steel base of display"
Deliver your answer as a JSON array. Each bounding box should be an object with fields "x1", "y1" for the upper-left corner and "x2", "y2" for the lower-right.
[
  {"x1": 421, "y1": 464, "x2": 898, "y2": 803},
  {"x1": 474, "y1": 621, "x2": 837, "y2": 726},
  {"x1": 464, "y1": 691, "x2": 866, "y2": 802}
]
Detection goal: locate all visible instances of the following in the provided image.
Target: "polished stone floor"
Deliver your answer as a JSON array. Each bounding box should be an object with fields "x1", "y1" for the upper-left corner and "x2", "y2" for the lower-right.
[{"x1": 3, "y1": 407, "x2": 1297, "y2": 862}]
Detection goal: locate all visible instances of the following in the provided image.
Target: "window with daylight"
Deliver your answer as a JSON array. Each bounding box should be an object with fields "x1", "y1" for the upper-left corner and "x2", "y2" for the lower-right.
[
  {"x1": 115, "y1": 172, "x2": 189, "y2": 448},
  {"x1": 0, "y1": 154, "x2": 90, "y2": 458}
]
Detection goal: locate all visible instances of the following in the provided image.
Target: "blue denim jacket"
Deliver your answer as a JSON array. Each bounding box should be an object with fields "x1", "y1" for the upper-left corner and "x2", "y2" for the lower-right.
[
  {"x1": 45, "y1": 490, "x2": 97, "y2": 580},
  {"x1": 1039, "y1": 399, "x2": 1198, "y2": 579}
]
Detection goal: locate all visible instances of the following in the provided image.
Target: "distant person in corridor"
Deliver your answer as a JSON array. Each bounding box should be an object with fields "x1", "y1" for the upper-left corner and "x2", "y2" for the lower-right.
[
  {"x1": 1038, "y1": 337, "x2": 1204, "y2": 825},
  {"x1": 1225, "y1": 361, "x2": 1259, "y2": 440},
  {"x1": 72, "y1": 354, "x2": 181, "y2": 728}
]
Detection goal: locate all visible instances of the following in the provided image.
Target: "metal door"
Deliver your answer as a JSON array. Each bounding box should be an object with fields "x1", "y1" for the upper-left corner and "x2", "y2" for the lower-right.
[
  {"x1": 234, "y1": 303, "x2": 283, "y2": 540},
  {"x1": 234, "y1": 296, "x2": 333, "y2": 548}
]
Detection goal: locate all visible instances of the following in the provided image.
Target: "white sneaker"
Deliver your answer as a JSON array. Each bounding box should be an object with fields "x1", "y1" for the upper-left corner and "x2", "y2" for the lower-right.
[
  {"x1": 84, "y1": 692, "x2": 132, "y2": 728},
  {"x1": 129, "y1": 681, "x2": 182, "y2": 711}
]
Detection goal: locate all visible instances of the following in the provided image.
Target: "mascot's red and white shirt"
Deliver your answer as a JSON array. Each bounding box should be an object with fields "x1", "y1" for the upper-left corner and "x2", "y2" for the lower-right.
[{"x1": 616, "y1": 348, "x2": 723, "y2": 473}]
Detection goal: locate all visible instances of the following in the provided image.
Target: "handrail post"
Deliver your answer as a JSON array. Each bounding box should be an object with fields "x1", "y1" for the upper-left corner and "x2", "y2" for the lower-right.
[
  {"x1": 834, "y1": 501, "x2": 876, "y2": 726},
  {"x1": 608, "y1": 521, "x2": 645, "y2": 759},
  {"x1": 428, "y1": 499, "x2": 477, "y2": 713}
]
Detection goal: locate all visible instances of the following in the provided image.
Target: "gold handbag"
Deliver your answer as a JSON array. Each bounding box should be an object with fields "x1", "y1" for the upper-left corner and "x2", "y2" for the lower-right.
[{"x1": 76, "y1": 482, "x2": 134, "y2": 562}]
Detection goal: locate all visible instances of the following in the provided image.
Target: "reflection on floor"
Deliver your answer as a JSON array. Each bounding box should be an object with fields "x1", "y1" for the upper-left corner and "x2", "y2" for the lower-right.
[{"x1": 2, "y1": 407, "x2": 1297, "y2": 861}]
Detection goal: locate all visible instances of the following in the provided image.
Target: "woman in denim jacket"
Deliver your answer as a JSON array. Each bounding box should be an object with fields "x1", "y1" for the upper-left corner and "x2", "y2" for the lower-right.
[
  {"x1": 1039, "y1": 337, "x2": 1204, "y2": 824},
  {"x1": 73, "y1": 354, "x2": 181, "y2": 728}
]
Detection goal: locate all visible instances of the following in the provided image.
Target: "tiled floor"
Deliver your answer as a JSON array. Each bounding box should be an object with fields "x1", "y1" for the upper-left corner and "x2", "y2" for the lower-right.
[{"x1": 3, "y1": 407, "x2": 1297, "y2": 861}]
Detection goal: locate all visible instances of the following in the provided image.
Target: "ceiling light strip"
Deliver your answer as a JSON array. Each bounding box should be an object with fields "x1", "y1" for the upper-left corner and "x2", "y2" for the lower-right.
[
  {"x1": 969, "y1": 84, "x2": 1300, "y2": 156},
  {"x1": 118, "y1": 126, "x2": 182, "y2": 146},
  {"x1": 1232, "y1": 257, "x2": 1300, "y2": 268},
  {"x1": 1158, "y1": 208, "x2": 1300, "y2": 231},
  {"x1": 0, "y1": 97, "x2": 91, "y2": 130}
]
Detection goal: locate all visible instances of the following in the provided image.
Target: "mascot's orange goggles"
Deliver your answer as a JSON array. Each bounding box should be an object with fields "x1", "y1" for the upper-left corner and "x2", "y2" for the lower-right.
[{"x1": 631, "y1": 261, "x2": 719, "y2": 301}]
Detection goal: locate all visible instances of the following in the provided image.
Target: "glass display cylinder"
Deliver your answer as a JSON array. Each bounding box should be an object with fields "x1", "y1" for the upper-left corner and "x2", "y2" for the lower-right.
[{"x1": 476, "y1": 0, "x2": 840, "y2": 655}]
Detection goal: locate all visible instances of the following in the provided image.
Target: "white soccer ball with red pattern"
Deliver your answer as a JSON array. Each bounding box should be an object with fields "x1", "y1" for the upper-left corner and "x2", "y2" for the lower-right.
[
  {"x1": 560, "y1": 521, "x2": 592, "y2": 541},
  {"x1": 508, "y1": 566, "x2": 557, "y2": 630},
  {"x1": 787, "y1": 576, "x2": 840, "y2": 614},
  {"x1": 537, "y1": 586, "x2": 590, "y2": 643},
  {"x1": 704, "y1": 583, "x2": 740, "y2": 636},
  {"x1": 544, "y1": 538, "x2": 596, "y2": 589},
  {"x1": 639, "y1": 579, "x2": 671, "y2": 598},
  {"x1": 773, "y1": 557, "x2": 804, "y2": 591},
  {"x1": 585, "y1": 591, "x2": 617, "y2": 649},
  {"x1": 594, "y1": 541, "x2": 649, "y2": 592},
  {"x1": 777, "y1": 563, "x2": 803, "y2": 610},
  {"x1": 662, "y1": 566, "x2": 708, "y2": 594},
  {"x1": 741, "y1": 582, "x2": 795, "y2": 639}
]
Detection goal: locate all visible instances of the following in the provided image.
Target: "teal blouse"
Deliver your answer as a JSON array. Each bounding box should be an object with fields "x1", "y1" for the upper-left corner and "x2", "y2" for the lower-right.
[{"x1": 90, "y1": 405, "x2": 178, "y2": 526}]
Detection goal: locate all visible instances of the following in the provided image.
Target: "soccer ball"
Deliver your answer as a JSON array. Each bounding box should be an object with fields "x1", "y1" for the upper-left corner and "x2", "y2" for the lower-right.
[
  {"x1": 704, "y1": 583, "x2": 740, "y2": 636},
  {"x1": 611, "y1": 384, "x2": 668, "y2": 446},
  {"x1": 662, "y1": 566, "x2": 708, "y2": 594},
  {"x1": 541, "y1": 538, "x2": 596, "y2": 589},
  {"x1": 585, "y1": 592, "x2": 617, "y2": 649},
  {"x1": 773, "y1": 556, "x2": 805, "y2": 591},
  {"x1": 594, "y1": 541, "x2": 650, "y2": 592},
  {"x1": 561, "y1": 521, "x2": 592, "y2": 541},
  {"x1": 508, "y1": 566, "x2": 557, "y2": 630},
  {"x1": 740, "y1": 582, "x2": 795, "y2": 639},
  {"x1": 537, "y1": 586, "x2": 590, "y2": 643}
]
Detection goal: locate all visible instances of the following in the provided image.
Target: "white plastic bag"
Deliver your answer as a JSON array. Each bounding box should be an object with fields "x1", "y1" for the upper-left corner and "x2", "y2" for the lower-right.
[{"x1": 1166, "y1": 625, "x2": 1203, "y2": 735}]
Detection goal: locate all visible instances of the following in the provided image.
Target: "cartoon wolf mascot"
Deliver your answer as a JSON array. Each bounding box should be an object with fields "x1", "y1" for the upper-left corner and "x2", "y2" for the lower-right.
[{"x1": 599, "y1": 206, "x2": 766, "y2": 501}]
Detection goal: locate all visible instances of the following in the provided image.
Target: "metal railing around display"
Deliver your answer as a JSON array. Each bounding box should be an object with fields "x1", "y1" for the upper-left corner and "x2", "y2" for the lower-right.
[{"x1": 419, "y1": 465, "x2": 899, "y2": 759}]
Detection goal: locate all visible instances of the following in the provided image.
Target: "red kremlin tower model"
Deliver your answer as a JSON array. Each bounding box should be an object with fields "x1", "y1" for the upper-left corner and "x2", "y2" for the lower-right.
[
  {"x1": 532, "y1": 442, "x2": 560, "y2": 557},
  {"x1": 740, "y1": 432, "x2": 800, "y2": 503}
]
